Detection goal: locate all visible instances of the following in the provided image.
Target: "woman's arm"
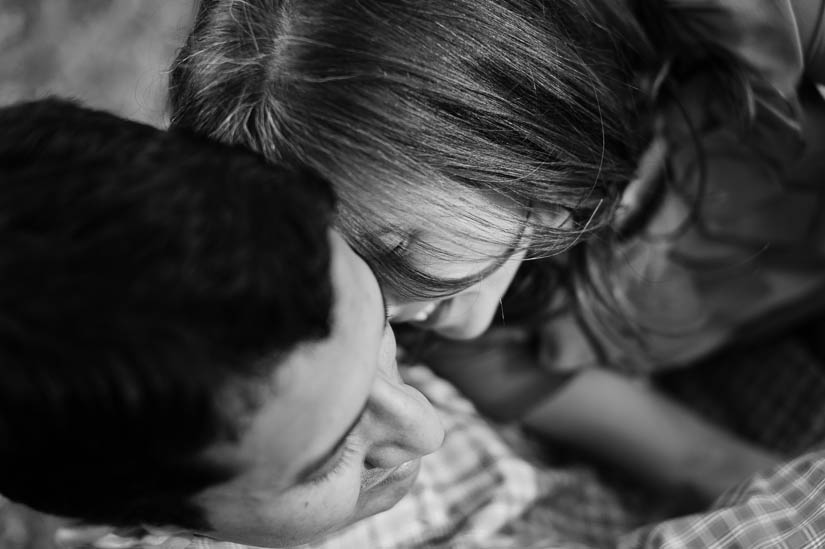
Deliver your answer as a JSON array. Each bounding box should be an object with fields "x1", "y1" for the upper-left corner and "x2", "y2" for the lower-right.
[
  {"x1": 523, "y1": 368, "x2": 780, "y2": 504},
  {"x1": 421, "y1": 322, "x2": 780, "y2": 505}
]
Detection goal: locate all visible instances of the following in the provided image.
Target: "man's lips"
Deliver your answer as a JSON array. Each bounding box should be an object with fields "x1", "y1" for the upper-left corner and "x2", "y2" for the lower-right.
[{"x1": 360, "y1": 459, "x2": 420, "y2": 492}]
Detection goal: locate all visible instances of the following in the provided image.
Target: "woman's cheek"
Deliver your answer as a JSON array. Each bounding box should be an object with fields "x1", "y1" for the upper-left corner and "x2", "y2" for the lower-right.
[{"x1": 435, "y1": 294, "x2": 497, "y2": 339}]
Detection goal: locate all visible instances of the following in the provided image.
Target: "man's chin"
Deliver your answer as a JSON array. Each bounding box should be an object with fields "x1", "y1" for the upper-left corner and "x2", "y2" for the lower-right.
[
  {"x1": 198, "y1": 461, "x2": 422, "y2": 549},
  {"x1": 285, "y1": 461, "x2": 420, "y2": 548}
]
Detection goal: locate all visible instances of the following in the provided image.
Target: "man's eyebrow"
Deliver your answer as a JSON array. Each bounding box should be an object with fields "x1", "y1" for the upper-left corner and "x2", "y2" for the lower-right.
[{"x1": 295, "y1": 400, "x2": 368, "y2": 483}]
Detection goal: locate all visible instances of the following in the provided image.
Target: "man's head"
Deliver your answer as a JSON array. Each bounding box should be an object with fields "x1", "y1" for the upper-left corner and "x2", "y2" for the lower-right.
[{"x1": 0, "y1": 99, "x2": 443, "y2": 546}]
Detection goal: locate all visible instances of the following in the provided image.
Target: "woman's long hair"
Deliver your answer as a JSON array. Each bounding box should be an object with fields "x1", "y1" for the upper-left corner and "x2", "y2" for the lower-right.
[
  {"x1": 170, "y1": 0, "x2": 656, "y2": 297},
  {"x1": 169, "y1": 0, "x2": 761, "y2": 358}
]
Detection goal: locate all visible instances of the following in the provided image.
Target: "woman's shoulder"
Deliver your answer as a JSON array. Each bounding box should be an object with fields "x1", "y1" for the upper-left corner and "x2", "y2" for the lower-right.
[
  {"x1": 674, "y1": 0, "x2": 825, "y2": 87},
  {"x1": 791, "y1": 0, "x2": 825, "y2": 83},
  {"x1": 666, "y1": 0, "x2": 806, "y2": 93}
]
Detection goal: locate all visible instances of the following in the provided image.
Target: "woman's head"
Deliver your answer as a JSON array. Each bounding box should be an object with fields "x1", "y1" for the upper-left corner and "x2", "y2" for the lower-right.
[{"x1": 170, "y1": 0, "x2": 653, "y2": 338}]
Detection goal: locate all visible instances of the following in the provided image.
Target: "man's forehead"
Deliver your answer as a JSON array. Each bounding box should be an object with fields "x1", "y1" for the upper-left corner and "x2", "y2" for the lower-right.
[
  {"x1": 329, "y1": 230, "x2": 384, "y2": 312},
  {"x1": 209, "y1": 231, "x2": 380, "y2": 477}
]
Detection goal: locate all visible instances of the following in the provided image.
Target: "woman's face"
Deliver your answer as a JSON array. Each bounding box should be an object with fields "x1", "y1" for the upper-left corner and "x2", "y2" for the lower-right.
[{"x1": 387, "y1": 228, "x2": 529, "y2": 340}]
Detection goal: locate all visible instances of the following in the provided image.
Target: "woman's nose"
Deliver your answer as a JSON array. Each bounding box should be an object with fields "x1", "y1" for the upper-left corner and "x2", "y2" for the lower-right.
[
  {"x1": 387, "y1": 301, "x2": 440, "y2": 324},
  {"x1": 362, "y1": 371, "x2": 445, "y2": 469}
]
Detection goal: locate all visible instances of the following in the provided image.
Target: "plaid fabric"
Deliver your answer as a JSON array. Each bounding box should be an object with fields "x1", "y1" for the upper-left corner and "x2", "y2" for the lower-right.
[
  {"x1": 57, "y1": 340, "x2": 825, "y2": 549},
  {"x1": 69, "y1": 335, "x2": 825, "y2": 549},
  {"x1": 657, "y1": 326, "x2": 825, "y2": 456},
  {"x1": 70, "y1": 365, "x2": 653, "y2": 549},
  {"x1": 185, "y1": 365, "x2": 652, "y2": 549},
  {"x1": 610, "y1": 317, "x2": 825, "y2": 549},
  {"x1": 620, "y1": 450, "x2": 825, "y2": 549}
]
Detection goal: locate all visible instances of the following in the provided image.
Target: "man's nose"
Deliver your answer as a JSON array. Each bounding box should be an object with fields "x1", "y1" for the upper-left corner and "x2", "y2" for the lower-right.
[{"x1": 362, "y1": 373, "x2": 445, "y2": 469}]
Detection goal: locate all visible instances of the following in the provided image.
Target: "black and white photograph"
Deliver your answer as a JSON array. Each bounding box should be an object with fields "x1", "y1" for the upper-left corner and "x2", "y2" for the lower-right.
[{"x1": 2, "y1": 1, "x2": 825, "y2": 548}]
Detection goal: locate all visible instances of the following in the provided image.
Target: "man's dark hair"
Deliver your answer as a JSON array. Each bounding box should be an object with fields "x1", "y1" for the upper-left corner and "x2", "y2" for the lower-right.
[{"x1": 0, "y1": 98, "x2": 335, "y2": 530}]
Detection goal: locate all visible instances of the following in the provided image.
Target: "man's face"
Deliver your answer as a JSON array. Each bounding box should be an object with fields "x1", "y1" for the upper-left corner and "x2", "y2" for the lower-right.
[{"x1": 192, "y1": 232, "x2": 445, "y2": 547}]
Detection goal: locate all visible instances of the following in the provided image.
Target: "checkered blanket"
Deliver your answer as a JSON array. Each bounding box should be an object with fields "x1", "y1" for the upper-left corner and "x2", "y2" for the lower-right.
[{"x1": 74, "y1": 318, "x2": 825, "y2": 549}]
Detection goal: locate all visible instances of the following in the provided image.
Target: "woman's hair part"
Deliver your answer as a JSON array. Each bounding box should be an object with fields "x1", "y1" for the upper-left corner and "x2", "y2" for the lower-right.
[{"x1": 169, "y1": 0, "x2": 655, "y2": 299}]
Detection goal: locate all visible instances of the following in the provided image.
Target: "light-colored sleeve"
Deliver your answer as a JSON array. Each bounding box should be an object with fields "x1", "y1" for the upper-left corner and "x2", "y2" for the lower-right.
[
  {"x1": 667, "y1": 0, "x2": 804, "y2": 95},
  {"x1": 792, "y1": 0, "x2": 825, "y2": 83},
  {"x1": 537, "y1": 0, "x2": 825, "y2": 375}
]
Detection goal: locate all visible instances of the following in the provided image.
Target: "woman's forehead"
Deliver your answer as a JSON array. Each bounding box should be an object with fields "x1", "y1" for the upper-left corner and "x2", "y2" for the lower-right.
[
  {"x1": 403, "y1": 229, "x2": 521, "y2": 278},
  {"x1": 369, "y1": 213, "x2": 532, "y2": 304}
]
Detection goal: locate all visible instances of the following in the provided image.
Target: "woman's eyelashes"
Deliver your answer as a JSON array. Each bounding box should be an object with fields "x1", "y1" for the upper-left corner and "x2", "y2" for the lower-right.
[{"x1": 307, "y1": 434, "x2": 361, "y2": 486}]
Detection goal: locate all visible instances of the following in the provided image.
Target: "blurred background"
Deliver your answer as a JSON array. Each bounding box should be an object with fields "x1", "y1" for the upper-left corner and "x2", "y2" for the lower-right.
[
  {"x1": 0, "y1": 1, "x2": 196, "y2": 547},
  {"x1": 0, "y1": 0, "x2": 194, "y2": 125}
]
